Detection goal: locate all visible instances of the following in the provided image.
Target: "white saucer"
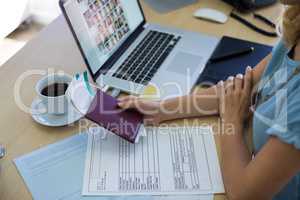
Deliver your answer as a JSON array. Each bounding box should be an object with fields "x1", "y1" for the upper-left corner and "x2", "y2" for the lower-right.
[{"x1": 31, "y1": 98, "x2": 83, "y2": 127}]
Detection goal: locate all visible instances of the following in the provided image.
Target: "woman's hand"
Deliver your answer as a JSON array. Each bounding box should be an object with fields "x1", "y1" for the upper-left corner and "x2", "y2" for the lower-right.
[
  {"x1": 218, "y1": 67, "x2": 253, "y2": 125},
  {"x1": 117, "y1": 96, "x2": 163, "y2": 125}
]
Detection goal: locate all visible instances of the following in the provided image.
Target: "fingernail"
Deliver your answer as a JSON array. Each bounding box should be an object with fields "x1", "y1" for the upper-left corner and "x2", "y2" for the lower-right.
[
  {"x1": 236, "y1": 74, "x2": 243, "y2": 79},
  {"x1": 218, "y1": 80, "x2": 224, "y2": 86},
  {"x1": 227, "y1": 76, "x2": 234, "y2": 81},
  {"x1": 246, "y1": 66, "x2": 252, "y2": 72}
]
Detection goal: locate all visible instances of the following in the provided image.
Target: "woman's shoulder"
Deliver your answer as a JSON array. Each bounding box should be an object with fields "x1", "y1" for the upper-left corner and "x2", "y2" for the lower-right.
[
  {"x1": 266, "y1": 84, "x2": 300, "y2": 149},
  {"x1": 288, "y1": 80, "x2": 300, "y2": 105},
  {"x1": 263, "y1": 39, "x2": 289, "y2": 77},
  {"x1": 272, "y1": 39, "x2": 290, "y2": 56},
  {"x1": 262, "y1": 39, "x2": 290, "y2": 77}
]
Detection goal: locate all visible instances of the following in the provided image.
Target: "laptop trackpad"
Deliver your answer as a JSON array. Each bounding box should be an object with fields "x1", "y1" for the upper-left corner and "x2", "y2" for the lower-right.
[{"x1": 166, "y1": 52, "x2": 203, "y2": 74}]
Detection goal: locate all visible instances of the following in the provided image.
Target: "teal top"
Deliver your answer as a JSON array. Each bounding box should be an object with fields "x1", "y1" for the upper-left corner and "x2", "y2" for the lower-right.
[{"x1": 253, "y1": 40, "x2": 300, "y2": 200}]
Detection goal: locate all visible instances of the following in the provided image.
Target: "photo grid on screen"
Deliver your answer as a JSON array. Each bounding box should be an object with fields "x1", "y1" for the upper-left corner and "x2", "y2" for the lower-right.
[{"x1": 79, "y1": 0, "x2": 131, "y2": 54}]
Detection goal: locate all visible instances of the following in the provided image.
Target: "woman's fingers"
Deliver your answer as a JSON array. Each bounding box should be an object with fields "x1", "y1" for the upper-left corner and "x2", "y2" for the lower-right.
[
  {"x1": 217, "y1": 80, "x2": 225, "y2": 99},
  {"x1": 244, "y1": 66, "x2": 253, "y2": 93},
  {"x1": 217, "y1": 80, "x2": 225, "y2": 118},
  {"x1": 243, "y1": 66, "x2": 253, "y2": 116},
  {"x1": 226, "y1": 76, "x2": 234, "y2": 94},
  {"x1": 235, "y1": 74, "x2": 243, "y2": 91},
  {"x1": 117, "y1": 96, "x2": 138, "y2": 109}
]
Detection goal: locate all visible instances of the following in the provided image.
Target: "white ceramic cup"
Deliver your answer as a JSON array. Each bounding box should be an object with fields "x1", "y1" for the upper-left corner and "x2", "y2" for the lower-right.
[{"x1": 35, "y1": 74, "x2": 72, "y2": 115}]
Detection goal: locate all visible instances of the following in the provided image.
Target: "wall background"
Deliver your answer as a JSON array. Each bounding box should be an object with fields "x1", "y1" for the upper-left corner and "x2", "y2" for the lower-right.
[
  {"x1": 0, "y1": 1, "x2": 30, "y2": 39},
  {"x1": 29, "y1": 0, "x2": 61, "y2": 25},
  {"x1": 0, "y1": 0, "x2": 61, "y2": 39}
]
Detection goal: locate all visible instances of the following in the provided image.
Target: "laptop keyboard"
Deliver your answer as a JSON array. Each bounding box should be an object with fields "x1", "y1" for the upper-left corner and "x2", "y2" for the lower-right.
[{"x1": 112, "y1": 30, "x2": 181, "y2": 85}]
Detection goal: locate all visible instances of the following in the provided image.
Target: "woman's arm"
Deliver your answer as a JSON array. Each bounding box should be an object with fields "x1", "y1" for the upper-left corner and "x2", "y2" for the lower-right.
[
  {"x1": 219, "y1": 66, "x2": 300, "y2": 200},
  {"x1": 221, "y1": 128, "x2": 300, "y2": 200},
  {"x1": 158, "y1": 53, "x2": 272, "y2": 122},
  {"x1": 251, "y1": 53, "x2": 272, "y2": 86},
  {"x1": 118, "y1": 54, "x2": 272, "y2": 124},
  {"x1": 221, "y1": 119, "x2": 300, "y2": 200}
]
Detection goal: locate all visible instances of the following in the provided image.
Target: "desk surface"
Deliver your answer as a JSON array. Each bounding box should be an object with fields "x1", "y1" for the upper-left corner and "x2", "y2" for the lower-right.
[{"x1": 0, "y1": 0, "x2": 279, "y2": 199}]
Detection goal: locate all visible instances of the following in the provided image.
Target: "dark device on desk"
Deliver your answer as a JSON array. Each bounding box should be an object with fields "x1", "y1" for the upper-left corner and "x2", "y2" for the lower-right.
[
  {"x1": 222, "y1": 0, "x2": 277, "y2": 13},
  {"x1": 222, "y1": 0, "x2": 278, "y2": 37},
  {"x1": 196, "y1": 36, "x2": 273, "y2": 86}
]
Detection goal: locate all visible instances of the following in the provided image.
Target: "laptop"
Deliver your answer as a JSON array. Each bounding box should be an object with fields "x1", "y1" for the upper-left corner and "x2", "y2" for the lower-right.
[{"x1": 59, "y1": 0, "x2": 220, "y2": 99}]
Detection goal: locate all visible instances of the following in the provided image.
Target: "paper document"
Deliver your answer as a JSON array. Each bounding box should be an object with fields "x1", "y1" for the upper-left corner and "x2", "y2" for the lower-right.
[
  {"x1": 83, "y1": 126, "x2": 224, "y2": 196},
  {"x1": 14, "y1": 133, "x2": 214, "y2": 200},
  {"x1": 14, "y1": 134, "x2": 90, "y2": 200}
]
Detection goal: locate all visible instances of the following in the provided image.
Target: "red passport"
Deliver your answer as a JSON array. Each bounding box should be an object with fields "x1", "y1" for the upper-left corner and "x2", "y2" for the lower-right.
[{"x1": 86, "y1": 90, "x2": 143, "y2": 143}]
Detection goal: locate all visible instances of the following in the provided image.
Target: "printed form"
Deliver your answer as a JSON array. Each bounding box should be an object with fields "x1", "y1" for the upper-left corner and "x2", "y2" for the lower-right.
[
  {"x1": 14, "y1": 133, "x2": 214, "y2": 200},
  {"x1": 83, "y1": 127, "x2": 224, "y2": 196}
]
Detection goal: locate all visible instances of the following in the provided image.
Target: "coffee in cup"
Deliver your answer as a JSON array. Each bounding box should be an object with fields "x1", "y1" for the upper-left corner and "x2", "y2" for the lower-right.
[
  {"x1": 41, "y1": 83, "x2": 69, "y2": 97},
  {"x1": 36, "y1": 74, "x2": 72, "y2": 115}
]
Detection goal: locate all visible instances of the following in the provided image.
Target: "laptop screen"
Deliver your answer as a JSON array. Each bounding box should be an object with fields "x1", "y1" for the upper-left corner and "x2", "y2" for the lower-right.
[{"x1": 63, "y1": 0, "x2": 144, "y2": 75}]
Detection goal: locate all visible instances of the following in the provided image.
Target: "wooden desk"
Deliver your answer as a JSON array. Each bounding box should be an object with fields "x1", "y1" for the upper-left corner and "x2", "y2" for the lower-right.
[{"x1": 0, "y1": 1, "x2": 279, "y2": 199}]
